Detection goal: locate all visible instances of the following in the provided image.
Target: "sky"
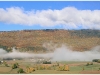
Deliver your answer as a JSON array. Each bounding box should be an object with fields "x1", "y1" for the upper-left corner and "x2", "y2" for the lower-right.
[{"x1": 0, "y1": 1, "x2": 100, "y2": 31}]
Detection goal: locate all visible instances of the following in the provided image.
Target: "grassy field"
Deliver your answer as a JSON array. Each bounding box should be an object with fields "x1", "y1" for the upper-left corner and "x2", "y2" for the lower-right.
[{"x1": 0, "y1": 60, "x2": 100, "y2": 74}]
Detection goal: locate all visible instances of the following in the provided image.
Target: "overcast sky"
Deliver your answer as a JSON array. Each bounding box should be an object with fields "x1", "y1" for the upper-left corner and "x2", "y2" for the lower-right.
[{"x1": 0, "y1": 1, "x2": 100, "y2": 31}]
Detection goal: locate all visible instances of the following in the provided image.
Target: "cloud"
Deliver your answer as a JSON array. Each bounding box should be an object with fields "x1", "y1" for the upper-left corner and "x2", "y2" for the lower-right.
[{"x1": 0, "y1": 7, "x2": 100, "y2": 29}]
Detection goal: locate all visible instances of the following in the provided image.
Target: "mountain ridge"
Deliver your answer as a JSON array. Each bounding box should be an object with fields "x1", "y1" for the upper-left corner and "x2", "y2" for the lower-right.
[{"x1": 0, "y1": 29, "x2": 100, "y2": 52}]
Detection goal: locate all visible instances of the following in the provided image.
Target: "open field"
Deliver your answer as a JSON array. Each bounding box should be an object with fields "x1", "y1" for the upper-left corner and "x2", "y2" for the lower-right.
[{"x1": 0, "y1": 60, "x2": 100, "y2": 74}]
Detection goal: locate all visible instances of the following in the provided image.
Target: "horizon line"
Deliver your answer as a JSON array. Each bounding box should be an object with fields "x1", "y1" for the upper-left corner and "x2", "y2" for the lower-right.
[{"x1": 0, "y1": 29, "x2": 99, "y2": 32}]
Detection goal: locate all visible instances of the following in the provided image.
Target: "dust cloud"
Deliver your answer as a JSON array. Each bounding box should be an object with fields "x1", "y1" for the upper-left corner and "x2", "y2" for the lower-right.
[{"x1": 0, "y1": 44, "x2": 100, "y2": 62}]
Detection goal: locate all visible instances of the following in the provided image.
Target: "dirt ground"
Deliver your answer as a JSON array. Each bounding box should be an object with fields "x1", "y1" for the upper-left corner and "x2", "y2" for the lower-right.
[{"x1": 80, "y1": 71, "x2": 100, "y2": 74}]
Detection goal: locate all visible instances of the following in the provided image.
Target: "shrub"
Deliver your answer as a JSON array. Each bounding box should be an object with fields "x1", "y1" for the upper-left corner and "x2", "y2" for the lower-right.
[
  {"x1": 86, "y1": 63, "x2": 89, "y2": 66},
  {"x1": 90, "y1": 62, "x2": 93, "y2": 65},
  {"x1": 43, "y1": 61, "x2": 51, "y2": 64},
  {"x1": 48, "y1": 61, "x2": 51, "y2": 64},
  {"x1": 12, "y1": 63, "x2": 19, "y2": 69},
  {"x1": 97, "y1": 60, "x2": 100, "y2": 63},
  {"x1": 17, "y1": 68, "x2": 25, "y2": 73},
  {"x1": 92, "y1": 59, "x2": 99, "y2": 62},
  {"x1": 5, "y1": 63, "x2": 9, "y2": 67},
  {"x1": 43, "y1": 61, "x2": 47, "y2": 64},
  {"x1": 26, "y1": 67, "x2": 35, "y2": 73},
  {"x1": 3, "y1": 61, "x2": 9, "y2": 67},
  {"x1": 14, "y1": 62, "x2": 19, "y2": 67},
  {"x1": 99, "y1": 68, "x2": 100, "y2": 71},
  {"x1": 64, "y1": 65, "x2": 69, "y2": 71}
]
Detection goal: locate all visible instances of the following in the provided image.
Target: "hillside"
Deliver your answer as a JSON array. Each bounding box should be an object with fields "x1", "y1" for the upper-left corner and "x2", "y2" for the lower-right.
[{"x1": 0, "y1": 29, "x2": 100, "y2": 52}]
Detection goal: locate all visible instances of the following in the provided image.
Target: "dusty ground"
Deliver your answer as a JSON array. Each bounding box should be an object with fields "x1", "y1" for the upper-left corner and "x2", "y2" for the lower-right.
[{"x1": 80, "y1": 71, "x2": 100, "y2": 74}]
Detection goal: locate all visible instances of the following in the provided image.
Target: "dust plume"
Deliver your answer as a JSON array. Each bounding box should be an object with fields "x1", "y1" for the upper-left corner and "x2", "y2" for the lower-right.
[
  {"x1": 0, "y1": 44, "x2": 100, "y2": 62},
  {"x1": 51, "y1": 45, "x2": 100, "y2": 61}
]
